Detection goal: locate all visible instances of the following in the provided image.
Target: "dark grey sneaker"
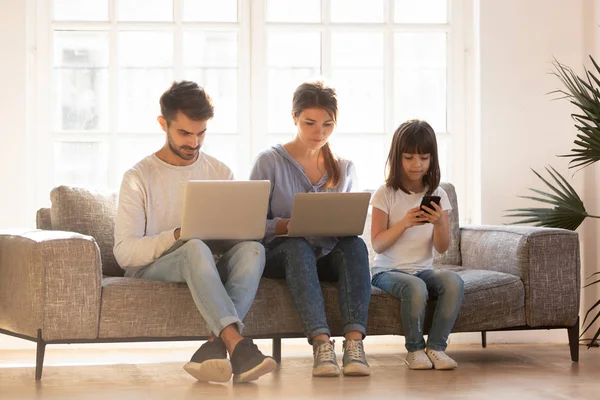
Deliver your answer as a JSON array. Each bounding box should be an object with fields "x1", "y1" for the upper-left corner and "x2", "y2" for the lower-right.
[
  {"x1": 342, "y1": 339, "x2": 371, "y2": 376},
  {"x1": 312, "y1": 339, "x2": 340, "y2": 377},
  {"x1": 230, "y1": 338, "x2": 277, "y2": 383},
  {"x1": 183, "y1": 338, "x2": 232, "y2": 382}
]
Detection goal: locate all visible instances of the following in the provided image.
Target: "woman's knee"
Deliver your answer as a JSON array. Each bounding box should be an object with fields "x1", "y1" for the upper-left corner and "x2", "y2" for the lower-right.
[
  {"x1": 333, "y1": 236, "x2": 370, "y2": 272},
  {"x1": 271, "y1": 238, "x2": 314, "y2": 261},
  {"x1": 337, "y1": 236, "x2": 368, "y2": 256}
]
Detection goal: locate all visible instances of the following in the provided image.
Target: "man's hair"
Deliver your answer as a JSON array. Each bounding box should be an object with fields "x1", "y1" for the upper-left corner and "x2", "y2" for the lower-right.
[{"x1": 159, "y1": 81, "x2": 214, "y2": 124}]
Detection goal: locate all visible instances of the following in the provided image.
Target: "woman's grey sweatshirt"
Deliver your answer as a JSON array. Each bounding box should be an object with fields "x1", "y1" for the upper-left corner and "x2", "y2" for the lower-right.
[{"x1": 249, "y1": 144, "x2": 357, "y2": 258}]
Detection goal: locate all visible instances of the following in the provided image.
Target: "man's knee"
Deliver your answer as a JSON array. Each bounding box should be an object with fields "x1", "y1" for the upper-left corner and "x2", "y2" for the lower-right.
[
  {"x1": 232, "y1": 241, "x2": 266, "y2": 274},
  {"x1": 236, "y1": 241, "x2": 265, "y2": 258},
  {"x1": 180, "y1": 239, "x2": 214, "y2": 270}
]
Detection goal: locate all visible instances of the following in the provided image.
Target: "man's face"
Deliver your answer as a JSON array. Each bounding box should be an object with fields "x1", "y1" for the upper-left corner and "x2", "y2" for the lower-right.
[{"x1": 158, "y1": 111, "x2": 208, "y2": 164}]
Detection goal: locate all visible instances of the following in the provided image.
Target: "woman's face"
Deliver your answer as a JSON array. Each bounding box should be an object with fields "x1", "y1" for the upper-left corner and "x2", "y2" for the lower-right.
[{"x1": 293, "y1": 108, "x2": 336, "y2": 151}]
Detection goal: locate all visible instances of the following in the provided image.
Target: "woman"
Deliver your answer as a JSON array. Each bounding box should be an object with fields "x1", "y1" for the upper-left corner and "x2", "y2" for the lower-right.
[{"x1": 250, "y1": 81, "x2": 371, "y2": 377}]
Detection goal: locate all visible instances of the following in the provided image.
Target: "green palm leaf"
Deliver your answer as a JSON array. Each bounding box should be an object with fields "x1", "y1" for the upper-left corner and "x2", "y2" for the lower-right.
[
  {"x1": 504, "y1": 166, "x2": 599, "y2": 230},
  {"x1": 552, "y1": 57, "x2": 600, "y2": 169}
]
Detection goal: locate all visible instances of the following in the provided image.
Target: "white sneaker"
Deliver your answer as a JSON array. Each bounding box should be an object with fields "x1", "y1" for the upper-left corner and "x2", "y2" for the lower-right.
[
  {"x1": 426, "y1": 348, "x2": 458, "y2": 370},
  {"x1": 405, "y1": 350, "x2": 433, "y2": 370}
]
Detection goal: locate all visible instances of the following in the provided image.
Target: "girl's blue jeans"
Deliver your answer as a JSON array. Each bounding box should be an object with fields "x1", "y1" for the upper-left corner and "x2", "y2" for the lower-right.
[{"x1": 371, "y1": 268, "x2": 464, "y2": 351}]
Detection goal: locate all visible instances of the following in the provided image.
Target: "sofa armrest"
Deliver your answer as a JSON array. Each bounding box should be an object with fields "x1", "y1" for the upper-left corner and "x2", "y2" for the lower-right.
[
  {"x1": 0, "y1": 229, "x2": 102, "y2": 341},
  {"x1": 460, "y1": 225, "x2": 580, "y2": 327}
]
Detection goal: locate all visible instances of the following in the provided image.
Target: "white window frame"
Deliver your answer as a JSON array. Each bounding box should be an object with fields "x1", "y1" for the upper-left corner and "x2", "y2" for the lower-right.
[{"x1": 31, "y1": 0, "x2": 476, "y2": 224}]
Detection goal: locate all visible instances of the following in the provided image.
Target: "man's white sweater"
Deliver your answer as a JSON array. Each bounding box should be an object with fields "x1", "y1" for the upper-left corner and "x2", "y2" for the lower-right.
[{"x1": 113, "y1": 152, "x2": 233, "y2": 276}]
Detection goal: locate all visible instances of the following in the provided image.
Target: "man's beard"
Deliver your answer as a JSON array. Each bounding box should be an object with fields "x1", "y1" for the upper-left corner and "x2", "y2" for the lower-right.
[{"x1": 167, "y1": 132, "x2": 200, "y2": 161}]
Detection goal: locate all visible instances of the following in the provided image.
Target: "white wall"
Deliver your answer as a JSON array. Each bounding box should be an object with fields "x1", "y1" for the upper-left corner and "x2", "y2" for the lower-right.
[
  {"x1": 474, "y1": 0, "x2": 600, "y2": 345},
  {"x1": 0, "y1": 0, "x2": 33, "y2": 229}
]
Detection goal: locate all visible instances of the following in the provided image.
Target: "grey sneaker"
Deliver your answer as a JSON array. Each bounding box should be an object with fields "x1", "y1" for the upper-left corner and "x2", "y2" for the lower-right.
[
  {"x1": 230, "y1": 338, "x2": 278, "y2": 383},
  {"x1": 183, "y1": 338, "x2": 232, "y2": 382},
  {"x1": 312, "y1": 339, "x2": 340, "y2": 377},
  {"x1": 342, "y1": 339, "x2": 371, "y2": 376}
]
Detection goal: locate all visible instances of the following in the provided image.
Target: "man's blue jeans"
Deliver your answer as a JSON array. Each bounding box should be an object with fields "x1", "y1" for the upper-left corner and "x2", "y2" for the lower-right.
[
  {"x1": 133, "y1": 239, "x2": 265, "y2": 337},
  {"x1": 263, "y1": 236, "x2": 371, "y2": 342},
  {"x1": 371, "y1": 268, "x2": 464, "y2": 351}
]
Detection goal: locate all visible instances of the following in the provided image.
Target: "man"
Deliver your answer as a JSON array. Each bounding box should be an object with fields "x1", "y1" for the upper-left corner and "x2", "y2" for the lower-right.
[{"x1": 113, "y1": 80, "x2": 276, "y2": 383}]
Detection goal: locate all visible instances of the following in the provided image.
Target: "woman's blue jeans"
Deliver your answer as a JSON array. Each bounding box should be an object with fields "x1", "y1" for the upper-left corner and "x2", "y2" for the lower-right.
[{"x1": 264, "y1": 236, "x2": 371, "y2": 343}]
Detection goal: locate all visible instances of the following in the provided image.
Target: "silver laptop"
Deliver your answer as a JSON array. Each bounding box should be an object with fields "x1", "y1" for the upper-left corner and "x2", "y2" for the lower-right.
[
  {"x1": 180, "y1": 180, "x2": 270, "y2": 242},
  {"x1": 282, "y1": 192, "x2": 371, "y2": 237}
]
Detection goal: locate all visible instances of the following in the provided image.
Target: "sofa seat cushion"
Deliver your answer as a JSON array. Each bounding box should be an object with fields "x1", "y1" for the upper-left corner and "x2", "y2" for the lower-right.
[
  {"x1": 99, "y1": 276, "x2": 306, "y2": 338},
  {"x1": 446, "y1": 267, "x2": 526, "y2": 332},
  {"x1": 98, "y1": 268, "x2": 525, "y2": 339}
]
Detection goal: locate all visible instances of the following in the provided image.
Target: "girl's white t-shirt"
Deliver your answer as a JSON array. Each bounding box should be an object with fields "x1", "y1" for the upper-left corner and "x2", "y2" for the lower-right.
[{"x1": 370, "y1": 184, "x2": 452, "y2": 273}]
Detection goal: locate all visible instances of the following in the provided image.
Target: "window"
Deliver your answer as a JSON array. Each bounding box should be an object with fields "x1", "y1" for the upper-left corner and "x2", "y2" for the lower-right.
[{"x1": 37, "y1": 0, "x2": 467, "y2": 204}]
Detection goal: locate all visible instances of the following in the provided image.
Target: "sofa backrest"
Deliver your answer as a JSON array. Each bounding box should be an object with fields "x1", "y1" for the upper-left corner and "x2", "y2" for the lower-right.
[
  {"x1": 434, "y1": 182, "x2": 461, "y2": 265},
  {"x1": 36, "y1": 182, "x2": 461, "y2": 277},
  {"x1": 45, "y1": 186, "x2": 123, "y2": 277}
]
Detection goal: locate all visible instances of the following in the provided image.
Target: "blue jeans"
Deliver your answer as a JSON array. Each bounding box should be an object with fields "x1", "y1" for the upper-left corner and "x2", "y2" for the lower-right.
[
  {"x1": 133, "y1": 239, "x2": 266, "y2": 337},
  {"x1": 371, "y1": 269, "x2": 464, "y2": 352},
  {"x1": 264, "y1": 236, "x2": 371, "y2": 343}
]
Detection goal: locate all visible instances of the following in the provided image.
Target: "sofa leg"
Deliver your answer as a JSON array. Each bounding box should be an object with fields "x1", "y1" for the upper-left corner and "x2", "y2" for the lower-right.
[
  {"x1": 567, "y1": 317, "x2": 579, "y2": 362},
  {"x1": 35, "y1": 329, "x2": 46, "y2": 380},
  {"x1": 481, "y1": 331, "x2": 487, "y2": 348},
  {"x1": 272, "y1": 337, "x2": 281, "y2": 364}
]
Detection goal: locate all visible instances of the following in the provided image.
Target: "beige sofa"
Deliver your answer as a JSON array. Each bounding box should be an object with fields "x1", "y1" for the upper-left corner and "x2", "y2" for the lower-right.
[{"x1": 0, "y1": 183, "x2": 581, "y2": 380}]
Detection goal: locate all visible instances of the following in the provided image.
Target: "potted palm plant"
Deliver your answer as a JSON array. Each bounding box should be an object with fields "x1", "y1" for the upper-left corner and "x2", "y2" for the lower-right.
[{"x1": 505, "y1": 56, "x2": 600, "y2": 348}]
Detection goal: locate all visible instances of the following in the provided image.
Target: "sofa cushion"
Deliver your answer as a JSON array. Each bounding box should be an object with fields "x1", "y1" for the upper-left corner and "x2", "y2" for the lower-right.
[
  {"x1": 98, "y1": 267, "x2": 524, "y2": 338},
  {"x1": 446, "y1": 267, "x2": 525, "y2": 331},
  {"x1": 50, "y1": 186, "x2": 122, "y2": 277}
]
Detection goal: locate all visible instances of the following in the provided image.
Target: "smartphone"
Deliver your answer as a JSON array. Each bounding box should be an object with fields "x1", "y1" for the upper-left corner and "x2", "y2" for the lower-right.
[{"x1": 419, "y1": 195, "x2": 441, "y2": 222}]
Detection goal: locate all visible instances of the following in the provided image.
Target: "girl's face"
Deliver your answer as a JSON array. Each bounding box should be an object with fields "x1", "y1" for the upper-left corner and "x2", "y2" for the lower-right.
[
  {"x1": 293, "y1": 108, "x2": 335, "y2": 151},
  {"x1": 401, "y1": 152, "x2": 431, "y2": 182}
]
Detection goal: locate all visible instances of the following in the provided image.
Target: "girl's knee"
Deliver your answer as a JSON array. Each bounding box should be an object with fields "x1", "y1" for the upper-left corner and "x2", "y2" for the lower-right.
[
  {"x1": 441, "y1": 270, "x2": 464, "y2": 291},
  {"x1": 435, "y1": 270, "x2": 464, "y2": 299},
  {"x1": 402, "y1": 279, "x2": 428, "y2": 303}
]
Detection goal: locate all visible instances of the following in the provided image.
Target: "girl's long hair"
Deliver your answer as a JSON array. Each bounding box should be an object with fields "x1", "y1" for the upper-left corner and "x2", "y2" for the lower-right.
[{"x1": 385, "y1": 120, "x2": 441, "y2": 195}]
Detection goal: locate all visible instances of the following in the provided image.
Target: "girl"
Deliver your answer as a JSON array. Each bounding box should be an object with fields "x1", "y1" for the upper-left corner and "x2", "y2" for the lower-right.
[
  {"x1": 370, "y1": 120, "x2": 464, "y2": 370},
  {"x1": 249, "y1": 80, "x2": 371, "y2": 377}
]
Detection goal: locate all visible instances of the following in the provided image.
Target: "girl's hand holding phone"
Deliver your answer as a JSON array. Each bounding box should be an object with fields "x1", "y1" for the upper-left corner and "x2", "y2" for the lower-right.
[
  {"x1": 399, "y1": 207, "x2": 428, "y2": 229},
  {"x1": 421, "y1": 201, "x2": 443, "y2": 225}
]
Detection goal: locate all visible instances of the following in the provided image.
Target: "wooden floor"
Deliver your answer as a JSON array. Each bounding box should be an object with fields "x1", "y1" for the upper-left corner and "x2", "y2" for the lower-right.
[{"x1": 0, "y1": 341, "x2": 598, "y2": 400}]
